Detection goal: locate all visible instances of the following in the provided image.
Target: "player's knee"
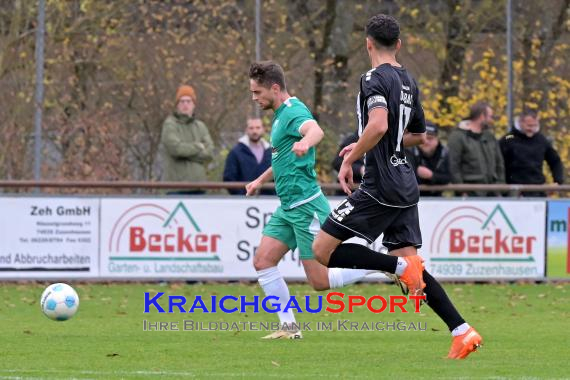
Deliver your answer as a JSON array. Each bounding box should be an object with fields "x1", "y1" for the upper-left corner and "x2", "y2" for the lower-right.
[
  {"x1": 253, "y1": 254, "x2": 267, "y2": 271},
  {"x1": 312, "y1": 239, "x2": 330, "y2": 266},
  {"x1": 309, "y1": 277, "x2": 330, "y2": 291},
  {"x1": 253, "y1": 251, "x2": 276, "y2": 271}
]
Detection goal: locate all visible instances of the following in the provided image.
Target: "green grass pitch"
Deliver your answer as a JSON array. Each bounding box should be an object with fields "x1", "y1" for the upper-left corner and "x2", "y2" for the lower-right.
[{"x1": 0, "y1": 282, "x2": 568, "y2": 379}]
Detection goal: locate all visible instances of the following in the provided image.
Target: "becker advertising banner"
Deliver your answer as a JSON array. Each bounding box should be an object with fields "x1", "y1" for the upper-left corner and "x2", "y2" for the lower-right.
[
  {"x1": 0, "y1": 196, "x2": 548, "y2": 280},
  {"x1": 100, "y1": 198, "x2": 309, "y2": 279},
  {"x1": 418, "y1": 201, "x2": 546, "y2": 279},
  {"x1": 0, "y1": 197, "x2": 99, "y2": 278}
]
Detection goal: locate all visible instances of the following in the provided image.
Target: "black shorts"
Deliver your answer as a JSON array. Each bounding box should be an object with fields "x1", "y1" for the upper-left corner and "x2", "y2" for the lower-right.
[{"x1": 321, "y1": 189, "x2": 422, "y2": 251}]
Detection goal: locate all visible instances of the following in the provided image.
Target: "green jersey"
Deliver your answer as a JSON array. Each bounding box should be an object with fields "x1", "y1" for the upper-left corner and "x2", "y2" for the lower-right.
[{"x1": 270, "y1": 97, "x2": 321, "y2": 209}]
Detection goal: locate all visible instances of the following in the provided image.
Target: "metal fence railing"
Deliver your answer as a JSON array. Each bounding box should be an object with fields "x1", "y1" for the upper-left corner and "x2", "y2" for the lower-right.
[{"x1": 0, "y1": 181, "x2": 568, "y2": 198}]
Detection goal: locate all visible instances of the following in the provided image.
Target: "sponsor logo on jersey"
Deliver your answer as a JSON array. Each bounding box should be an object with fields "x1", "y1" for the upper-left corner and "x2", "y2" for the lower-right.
[{"x1": 389, "y1": 154, "x2": 408, "y2": 167}]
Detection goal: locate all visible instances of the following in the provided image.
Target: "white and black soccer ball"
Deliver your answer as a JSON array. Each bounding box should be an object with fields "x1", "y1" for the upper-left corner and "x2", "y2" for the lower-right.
[{"x1": 40, "y1": 283, "x2": 79, "y2": 321}]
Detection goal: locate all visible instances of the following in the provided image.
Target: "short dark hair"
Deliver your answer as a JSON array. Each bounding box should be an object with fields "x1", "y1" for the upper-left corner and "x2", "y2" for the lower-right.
[
  {"x1": 248, "y1": 61, "x2": 286, "y2": 90},
  {"x1": 468, "y1": 102, "x2": 491, "y2": 121},
  {"x1": 365, "y1": 14, "x2": 400, "y2": 49},
  {"x1": 520, "y1": 107, "x2": 538, "y2": 119}
]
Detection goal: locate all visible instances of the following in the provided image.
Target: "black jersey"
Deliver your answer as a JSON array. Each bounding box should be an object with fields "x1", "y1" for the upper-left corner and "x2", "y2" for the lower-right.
[{"x1": 356, "y1": 63, "x2": 426, "y2": 207}]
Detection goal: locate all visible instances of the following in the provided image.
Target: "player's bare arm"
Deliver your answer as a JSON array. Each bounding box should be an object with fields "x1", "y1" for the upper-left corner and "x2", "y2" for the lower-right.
[
  {"x1": 338, "y1": 107, "x2": 388, "y2": 194},
  {"x1": 339, "y1": 142, "x2": 357, "y2": 158},
  {"x1": 340, "y1": 131, "x2": 425, "y2": 157},
  {"x1": 245, "y1": 167, "x2": 273, "y2": 196},
  {"x1": 292, "y1": 120, "x2": 324, "y2": 157},
  {"x1": 403, "y1": 131, "x2": 427, "y2": 147}
]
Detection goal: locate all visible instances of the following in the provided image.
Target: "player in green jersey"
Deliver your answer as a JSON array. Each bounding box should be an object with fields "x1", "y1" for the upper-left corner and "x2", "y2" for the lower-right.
[{"x1": 246, "y1": 61, "x2": 376, "y2": 339}]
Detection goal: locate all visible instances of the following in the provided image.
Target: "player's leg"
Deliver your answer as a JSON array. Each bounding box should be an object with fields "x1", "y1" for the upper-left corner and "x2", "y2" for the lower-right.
[
  {"x1": 422, "y1": 269, "x2": 482, "y2": 359},
  {"x1": 300, "y1": 259, "x2": 329, "y2": 290},
  {"x1": 255, "y1": 208, "x2": 300, "y2": 339},
  {"x1": 384, "y1": 206, "x2": 482, "y2": 359},
  {"x1": 293, "y1": 194, "x2": 374, "y2": 291},
  {"x1": 390, "y1": 244, "x2": 467, "y2": 333},
  {"x1": 299, "y1": 259, "x2": 376, "y2": 290},
  {"x1": 424, "y1": 267, "x2": 482, "y2": 359},
  {"x1": 313, "y1": 190, "x2": 425, "y2": 295},
  {"x1": 253, "y1": 235, "x2": 290, "y2": 271}
]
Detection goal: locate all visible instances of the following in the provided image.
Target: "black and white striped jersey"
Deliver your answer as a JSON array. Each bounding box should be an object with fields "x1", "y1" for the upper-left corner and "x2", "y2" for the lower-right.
[{"x1": 356, "y1": 63, "x2": 426, "y2": 207}]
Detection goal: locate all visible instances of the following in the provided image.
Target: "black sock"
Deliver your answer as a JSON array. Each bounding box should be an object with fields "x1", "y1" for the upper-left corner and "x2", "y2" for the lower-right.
[
  {"x1": 423, "y1": 271, "x2": 465, "y2": 331},
  {"x1": 327, "y1": 243, "x2": 398, "y2": 273}
]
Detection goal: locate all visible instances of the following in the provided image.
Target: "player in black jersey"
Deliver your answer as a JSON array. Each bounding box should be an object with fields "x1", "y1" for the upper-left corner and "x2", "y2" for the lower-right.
[{"x1": 313, "y1": 14, "x2": 482, "y2": 359}]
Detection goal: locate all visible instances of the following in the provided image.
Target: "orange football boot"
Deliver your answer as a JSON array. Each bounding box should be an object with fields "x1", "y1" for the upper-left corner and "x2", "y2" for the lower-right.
[
  {"x1": 398, "y1": 256, "x2": 426, "y2": 297},
  {"x1": 447, "y1": 327, "x2": 483, "y2": 359}
]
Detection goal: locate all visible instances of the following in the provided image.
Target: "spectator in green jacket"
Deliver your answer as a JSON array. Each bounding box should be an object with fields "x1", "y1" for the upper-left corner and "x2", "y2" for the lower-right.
[
  {"x1": 160, "y1": 85, "x2": 214, "y2": 194},
  {"x1": 448, "y1": 102, "x2": 505, "y2": 196}
]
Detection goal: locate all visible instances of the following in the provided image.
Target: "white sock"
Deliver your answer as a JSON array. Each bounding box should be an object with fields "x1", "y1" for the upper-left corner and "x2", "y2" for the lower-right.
[
  {"x1": 257, "y1": 267, "x2": 296, "y2": 325},
  {"x1": 395, "y1": 257, "x2": 408, "y2": 276},
  {"x1": 328, "y1": 268, "x2": 376, "y2": 288},
  {"x1": 451, "y1": 323, "x2": 471, "y2": 337}
]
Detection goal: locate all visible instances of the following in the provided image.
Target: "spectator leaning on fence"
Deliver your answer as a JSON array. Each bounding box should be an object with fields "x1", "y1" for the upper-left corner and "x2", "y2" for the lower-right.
[
  {"x1": 406, "y1": 122, "x2": 451, "y2": 197},
  {"x1": 499, "y1": 108, "x2": 564, "y2": 197},
  {"x1": 447, "y1": 102, "x2": 505, "y2": 196},
  {"x1": 223, "y1": 117, "x2": 273, "y2": 195},
  {"x1": 159, "y1": 85, "x2": 214, "y2": 195}
]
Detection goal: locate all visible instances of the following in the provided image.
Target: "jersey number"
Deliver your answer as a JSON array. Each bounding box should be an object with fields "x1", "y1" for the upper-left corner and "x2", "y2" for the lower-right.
[{"x1": 396, "y1": 105, "x2": 412, "y2": 152}]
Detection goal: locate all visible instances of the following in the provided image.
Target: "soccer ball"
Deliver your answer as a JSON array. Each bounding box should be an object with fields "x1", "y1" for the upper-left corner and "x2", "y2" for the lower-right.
[{"x1": 40, "y1": 283, "x2": 79, "y2": 321}]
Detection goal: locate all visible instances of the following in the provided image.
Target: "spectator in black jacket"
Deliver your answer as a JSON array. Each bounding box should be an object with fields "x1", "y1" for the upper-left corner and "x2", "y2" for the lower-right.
[
  {"x1": 406, "y1": 122, "x2": 451, "y2": 196},
  {"x1": 499, "y1": 108, "x2": 564, "y2": 196},
  {"x1": 332, "y1": 132, "x2": 364, "y2": 195},
  {"x1": 223, "y1": 118, "x2": 273, "y2": 195}
]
